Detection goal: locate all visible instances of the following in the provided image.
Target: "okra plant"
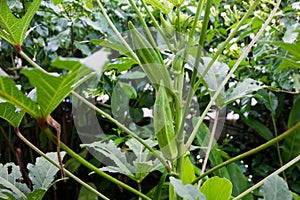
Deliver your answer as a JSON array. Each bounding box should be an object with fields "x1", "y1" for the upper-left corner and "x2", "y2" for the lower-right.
[{"x1": 0, "y1": 0, "x2": 300, "y2": 199}]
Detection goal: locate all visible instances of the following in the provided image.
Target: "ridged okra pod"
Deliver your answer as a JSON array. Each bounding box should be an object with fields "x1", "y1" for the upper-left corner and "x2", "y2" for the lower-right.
[
  {"x1": 128, "y1": 21, "x2": 172, "y2": 90},
  {"x1": 154, "y1": 84, "x2": 178, "y2": 160}
]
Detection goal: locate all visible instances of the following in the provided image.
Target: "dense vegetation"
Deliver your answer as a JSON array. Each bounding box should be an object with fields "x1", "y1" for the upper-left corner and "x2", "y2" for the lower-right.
[{"x1": 0, "y1": 0, "x2": 299, "y2": 199}]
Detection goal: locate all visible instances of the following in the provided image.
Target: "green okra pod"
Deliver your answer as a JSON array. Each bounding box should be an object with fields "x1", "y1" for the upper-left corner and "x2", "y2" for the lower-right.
[{"x1": 154, "y1": 84, "x2": 178, "y2": 160}]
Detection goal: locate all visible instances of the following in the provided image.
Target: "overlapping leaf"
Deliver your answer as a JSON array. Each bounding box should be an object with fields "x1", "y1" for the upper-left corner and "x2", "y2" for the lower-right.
[
  {"x1": 0, "y1": 152, "x2": 65, "y2": 200},
  {"x1": 0, "y1": 0, "x2": 42, "y2": 45},
  {"x1": 0, "y1": 102, "x2": 25, "y2": 127},
  {"x1": 0, "y1": 77, "x2": 40, "y2": 117},
  {"x1": 22, "y1": 58, "x2": 93, "y2": 117}
]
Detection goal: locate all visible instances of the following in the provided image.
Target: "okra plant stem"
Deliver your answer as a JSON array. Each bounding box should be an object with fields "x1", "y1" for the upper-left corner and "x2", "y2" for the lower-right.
[{"x1": 185, "y1": 0, "x2": 281, "y2": 150}]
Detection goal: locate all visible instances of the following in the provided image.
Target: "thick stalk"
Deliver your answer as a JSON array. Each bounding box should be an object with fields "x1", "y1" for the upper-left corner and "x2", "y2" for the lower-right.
[
  {"x1": 179, "y1": 0, "x2": 260, "y2": 143},
  {"x1": 43, "y1": 127, "x2": 151, "y2": 200},
  {"x1": 185, "y1": 0, "x2": 281, "y2": 150},
  {"x1": 233, "y1": 154, "x2": 300, "y2": 200},
  {"x1": 198, "y1": 107, "x2": 220, "y2": 188},
  {"x1": 15, "y1": 128, "x2": 109, "y2": 200},
  {"x1": 192, "y1": 121, "x2": 300, "y2": 183}
]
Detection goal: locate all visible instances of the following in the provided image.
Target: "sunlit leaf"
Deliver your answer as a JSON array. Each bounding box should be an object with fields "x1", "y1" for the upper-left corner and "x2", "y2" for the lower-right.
[
  {"x1": 0, "y1": 102, "x2": 25, "y2": 127},
  {"x1": 22, "y1": 58, "x2": 93, "y2": 117},
  {"x1": 200, "y1": 176, "x2": 232, "y2": 200},
  {"x1": 0, "y1": 0, "x2": 42, "y2": 45},
  {"x1": 0, "y1": 77, "x2": 40, "y2": 117}
]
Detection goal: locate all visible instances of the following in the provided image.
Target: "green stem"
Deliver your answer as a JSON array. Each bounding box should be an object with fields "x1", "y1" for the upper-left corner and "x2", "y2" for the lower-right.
[
  {"x1": 15, "y1": 128, "x2": 109, "y2": 200},
  {"x1": 179, "y1": 0, "x2": 260, "y2": 143},
  {"x1": 233, "y1": 154, "x2": 300, "y2": 200},
  {"x1": 95, "y1": 0, "x2": 140, "y2": 63},
  {"x1": 139, "y1": 0, "x2": 174, "y2": 51},
  {"x1": 43, "y1": 127, "x2": 151, "y2": 200},
  {"x1": 128, "y1": 0, "x2": 165, "y2": 65},
  {"x1": 192, "y1": 121, "x2": 300, "y2": 184},
  {"x1": 185, "y1": 0, "x2": 281, "y2": 150},
  {"x1": 198, "y1": 107, "x2": 220, "y2": 188}
]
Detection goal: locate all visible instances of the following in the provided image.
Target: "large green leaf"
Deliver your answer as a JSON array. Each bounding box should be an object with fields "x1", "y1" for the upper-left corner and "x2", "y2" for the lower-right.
[
  {"x1": 261, "y1": 174, "x2": 292, "y2": 200},
  {"x1": 0, "y1": 0, "x2": 42, "y2": 45},
  {"x1": 0, "y1": 102, "x2": 25, "y2": 127},
  {"x1": 282, "y1": 95, "x2": 300, "y2": 170},
  {"x1": 200, "y1": 176, "x2": 232, "y2": 200},
  {"x1": 0, "y1": 77, "x2": 40, "y2": 117},
  {"x1": 22, "y1": 58, "x2": 92, "y2": 117},
  {"x1": 169, "y1": 177, "x2": 205, "y2": 200}
]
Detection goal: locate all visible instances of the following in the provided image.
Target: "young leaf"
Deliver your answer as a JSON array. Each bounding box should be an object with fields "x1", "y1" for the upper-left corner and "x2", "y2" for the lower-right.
[
  {"x1": 0, "y1": 0, "x2": 42, "y2": 46},
  {"x1": 0, "y1": 102, "x2": 25, "y2": 127},
  {"x1": 182, "y1": 156, "x2": 196, "y2": 185},
  {"x1": 0, "y1": 77, "x2": 40, "y2": 117},
  {"x1": 169, "y1": 177, "x2": 205, "y2": 200},
  {"x1": 52, "y1": 0, "x2": 64, "y2": 5},
  {"x1": 21, "y1": 58, "x2": 92, "y2": 117},
  {"x1": 200, "y1": 176, "x2": 232, "y2": 200},
  {"x1": 261, "y1": 174, "x2": 292, "y2": 200},
  {"x1": 144, "y1": 0, "x2": 172, "y2": 13}
]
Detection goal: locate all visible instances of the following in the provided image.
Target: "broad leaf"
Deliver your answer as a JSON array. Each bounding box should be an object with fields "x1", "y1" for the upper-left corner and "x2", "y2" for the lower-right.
[
  {"x1": 261, "y1": 174, "x2": 292, "y2": 200},
  {"x1": 169, "y1": 177, "x2": 205, "y2": 200},
  {"x1": 0, "y1": 152, "x2": 65, "y2": 200},
  {"x1": 28, "y1": 152, "x2": 66, "y2": 190},
  {"x1": 200, "y1": 176, "x2": 232, "y2": 200},
  {"x1": 224, "y1": 78, "x2": 264, "y2": 106},
  {"x1": 282, "y1": 95, "x2": 300, "y2": 170},
  {"x1": 0, "y1": 0, "x2": 42, "y2": 45},
  {"x1": 0, "y1": 163, "x2": 30, "y2": 199},
  {"x1": 182, "y1": 156, "x2": 196, "y2": 184},
  {"x1": 0, "y1": 102, "x2": 25, "y2": 127},
  {"x1": 227, "y1": 163, "x2": 253, "y2": 200},
  {"x1": 85, "y1": 139, "x2": 162, "y2": 181},
  {"x1": 0, "y1": 77, "x2": 40, "y2": 117},
  {"x1": 22, "y1": 58, "x2": 92, "y2": 117}
]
